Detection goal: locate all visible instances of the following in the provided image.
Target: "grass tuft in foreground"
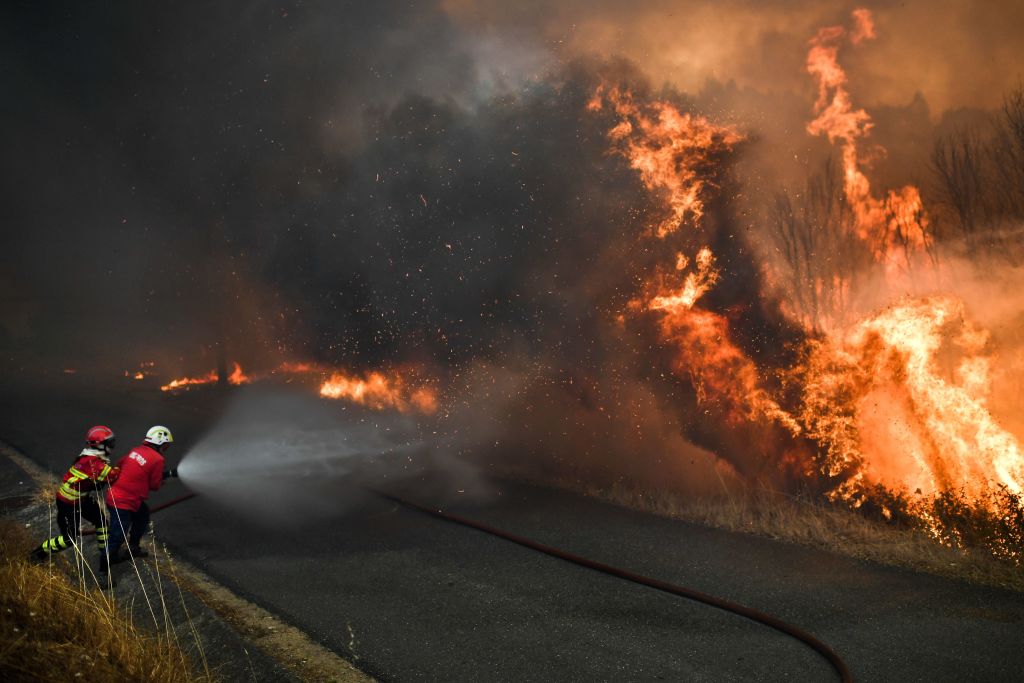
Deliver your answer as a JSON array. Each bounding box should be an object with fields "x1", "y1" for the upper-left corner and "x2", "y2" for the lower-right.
[{"x1": 0, "y1": 521, "x2": 209, "y2": 683}]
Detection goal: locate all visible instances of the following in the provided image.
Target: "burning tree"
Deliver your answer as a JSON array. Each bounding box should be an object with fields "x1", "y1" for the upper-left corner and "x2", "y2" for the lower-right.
[
  {"x1": 769, "y1": 158, "x2": 871, "y2": 333},
  {"x1": 111, "y1": 8, "x2": 1024, "y2": 566},
  {"x1": 771, "y1": 12, "x2": 1024, "y2": 559},
  {"x1": 585, "y1": 9, "x2": 1024, "y2": 562},
  {"x1": 587, "y1": 77, "x2": 814, "y2": 490}
]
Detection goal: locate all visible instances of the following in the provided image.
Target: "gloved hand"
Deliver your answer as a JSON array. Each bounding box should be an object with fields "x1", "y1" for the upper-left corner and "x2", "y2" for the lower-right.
[{"x1": 162, "y1": 467, "x2": 179, "y2": 480}]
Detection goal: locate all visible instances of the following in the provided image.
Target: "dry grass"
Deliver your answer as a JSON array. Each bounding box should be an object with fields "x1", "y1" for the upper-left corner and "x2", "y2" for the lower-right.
[
  {"x1": 31, "y1": 476, "x2": 58, "y2": 506},
  {"x1": 577, "y1": 481, "x2": 1024, "y2": 592},
  {"x1": 0, "y1": 520, "x2": 211, "y2": 683}
]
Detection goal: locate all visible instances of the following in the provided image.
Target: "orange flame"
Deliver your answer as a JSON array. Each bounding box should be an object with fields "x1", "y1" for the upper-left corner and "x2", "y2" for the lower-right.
[
  {"x1": 275, "y1": 361, "x2": 319, "y2": 374},
  {"x1": 649, "y1": 247, "x2": 721, "y2": 312},
  {"x1": 590, "y1": 84, "x2": 742, "y2": 237},
  {"x1": 125, "y1": 361, "x2": 155, "y2": 380},
  {"x1": 649, "y1": 299, "x2": 801, "y2": 434},
  {"x1": 156, "y1": 359, "x2": 436, "y2": 413},
  {"x1": 805, "y1": 8, "x2": 930, "y2": 269},
  {"x1": 160, "y1": 362, "x2": 250, "y2": 392},
  {"x1": 160, "y1": 370, "x2": 217, "y2": 392},
  {"x1": 796, "y1": 10, "x2": 1024, "y2": 533},
  {"x1": 587, "y1": 13, "x2": 1022, "y2": 555},
  {"x1": 227, "y1": 361, "x2": 250, "y2": 385},
  {"x1": 802, "y1": 297, "x2": 1024, "y2": 505},
  {"x1": 319, "y1": 370, "x2": 438, "y2": 414},
  {"x1": 593, "y1": 86, "x2": 799, "y2": 436}
]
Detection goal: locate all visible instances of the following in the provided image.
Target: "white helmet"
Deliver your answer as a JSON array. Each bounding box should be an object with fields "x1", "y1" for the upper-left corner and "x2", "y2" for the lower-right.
[{"x1": 145, "y1": 425, "x2": 174, "y2": 446}]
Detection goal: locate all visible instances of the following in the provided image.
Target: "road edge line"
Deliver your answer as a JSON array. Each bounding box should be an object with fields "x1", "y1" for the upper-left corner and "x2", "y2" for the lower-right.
[{"x1": 0, "y1": 439, "x2": 376, "y2": 683}]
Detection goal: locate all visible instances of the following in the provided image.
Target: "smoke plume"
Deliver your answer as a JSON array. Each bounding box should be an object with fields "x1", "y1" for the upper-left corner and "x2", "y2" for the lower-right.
[{"x1": 4, "y1": 2, "x2": 1024, "y2": 529}]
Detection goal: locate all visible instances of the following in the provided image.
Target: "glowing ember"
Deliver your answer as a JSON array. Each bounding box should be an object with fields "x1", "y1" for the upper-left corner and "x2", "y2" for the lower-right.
[{"x1": 319, "y1": 370, "x2": 437, "y2": 414}]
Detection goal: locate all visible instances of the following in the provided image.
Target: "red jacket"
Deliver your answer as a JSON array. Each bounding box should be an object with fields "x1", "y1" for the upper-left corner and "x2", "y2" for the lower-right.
[
  {"x1": 57, "y1": 449, "x2": 120, "y2": 504},
  {"x1": 104, "y1": 444, "x2": 165, "y2": 512}
]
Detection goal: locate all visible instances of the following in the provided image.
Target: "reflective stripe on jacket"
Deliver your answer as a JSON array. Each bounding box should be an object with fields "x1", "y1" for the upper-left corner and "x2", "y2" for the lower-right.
[{"x1": 56, "y1": 450, "x2": 119, "y2": 504}]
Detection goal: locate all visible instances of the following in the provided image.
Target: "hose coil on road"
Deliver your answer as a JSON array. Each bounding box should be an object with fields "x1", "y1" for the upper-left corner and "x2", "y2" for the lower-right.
[
  {"x1": 371, "y1": 489, "x2": 854, "y2": 683},
  {"x1": 112, "y1": 488, "x2": 854, "y2": 682}
]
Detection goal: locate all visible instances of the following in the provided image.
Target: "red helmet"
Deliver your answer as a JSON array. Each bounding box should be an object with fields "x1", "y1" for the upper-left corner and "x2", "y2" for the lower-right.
[{"x1": 85, "y1": 425, "x2": 116, "y2": 451}]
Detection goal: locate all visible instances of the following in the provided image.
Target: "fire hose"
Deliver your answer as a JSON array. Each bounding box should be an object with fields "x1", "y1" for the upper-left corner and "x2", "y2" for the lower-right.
[
  {"x1": 372, "y1": 489, "x2": 853, "y2": 683},
  {"x1": 88, "y1": 488, "x2": 853, "y2": 682},
  {"x1": 78, "y1": 492, "x2": 198, "y2": 534}
]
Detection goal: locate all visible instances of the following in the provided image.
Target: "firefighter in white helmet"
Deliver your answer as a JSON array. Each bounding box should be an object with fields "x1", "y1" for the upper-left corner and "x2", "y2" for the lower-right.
[{"x1": 99, "y1": 425, "x2": 178, "y2": 582}]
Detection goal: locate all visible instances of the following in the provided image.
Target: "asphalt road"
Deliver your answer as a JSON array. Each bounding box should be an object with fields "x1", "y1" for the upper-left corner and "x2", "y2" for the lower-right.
[{"x1": 2, "y1": 375, "x2": 1022, "y2": 682}]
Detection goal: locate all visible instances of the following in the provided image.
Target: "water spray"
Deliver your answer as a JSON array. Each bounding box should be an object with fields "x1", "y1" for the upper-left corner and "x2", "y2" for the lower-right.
[
  {"x1": 170, "y1": 387, "x2": 423, "y2": 524},
  {"x1": 110, "y1": 387, "x2": 853, "y2": 680}
]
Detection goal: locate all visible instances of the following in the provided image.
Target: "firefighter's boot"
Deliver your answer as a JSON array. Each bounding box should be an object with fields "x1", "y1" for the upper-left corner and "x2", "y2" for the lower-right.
[{"x1": 28, "y1": 546, "x2": 48, "y2": 564}]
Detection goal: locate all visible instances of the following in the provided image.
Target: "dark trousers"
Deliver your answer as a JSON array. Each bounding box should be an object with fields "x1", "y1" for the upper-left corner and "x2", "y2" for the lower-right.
[
  {"x1": 38, "y1": 498, "x2": 107, "y2": 555},
  {"x1": 103, "y1": 502, "x2": 150, "y2": 567}
]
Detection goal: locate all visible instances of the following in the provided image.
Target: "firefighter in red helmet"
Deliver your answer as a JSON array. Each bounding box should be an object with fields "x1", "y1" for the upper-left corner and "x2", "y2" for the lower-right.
[{"x1": 30, "y1": 425, "x2": 120, "y2": 563}]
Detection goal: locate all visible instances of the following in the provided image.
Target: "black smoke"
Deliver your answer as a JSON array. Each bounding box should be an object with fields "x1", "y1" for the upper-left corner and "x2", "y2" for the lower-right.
[
  {"x1": 0, "y1": 2, "x2": 814, "y2": 492},
  {"x1": 0, "y1": 1, "x2": 516, "y2": 371}
]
